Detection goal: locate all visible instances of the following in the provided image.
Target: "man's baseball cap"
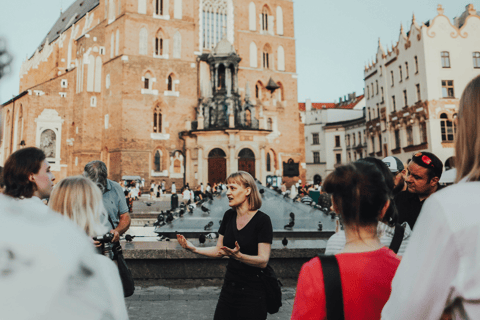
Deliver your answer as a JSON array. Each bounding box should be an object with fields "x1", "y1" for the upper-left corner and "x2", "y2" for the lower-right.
[{"x1": 382, "y1": 156, "x2": 404, "y2": 173}]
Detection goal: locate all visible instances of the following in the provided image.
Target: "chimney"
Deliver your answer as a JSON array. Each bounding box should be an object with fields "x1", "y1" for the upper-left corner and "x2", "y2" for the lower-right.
[
  {"x1": 306, "y1": 99, "x2": 312, "y2": 111},
  {"x1": 339, "y1": 97, "x2": 342, "y2": 103},
  {"x1": 353, "y1": 92, "x2": 356, "y2": 99}
]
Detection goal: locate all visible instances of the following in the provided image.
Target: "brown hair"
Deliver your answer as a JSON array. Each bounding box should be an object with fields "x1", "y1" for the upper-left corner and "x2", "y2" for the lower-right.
[
  {"x1": 226, "y1": 171, "x2": 262, "y2": 210},
  {"x1": 455, "y1": 75, "x2": 480, "y2": 182},
  {"x1": 323, "y1": 162, "x2": 390, "y2": 227},
  {"x1": 3, "y1": 147, "x2": 45, "y2": 198},
  {"x1": 49, "y1": 176, "x2": 108, "y2": 237}
]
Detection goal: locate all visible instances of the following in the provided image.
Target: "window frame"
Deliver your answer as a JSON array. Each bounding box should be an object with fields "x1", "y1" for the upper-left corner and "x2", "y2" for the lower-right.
[
  {"x1": 313, "y1": 152, "x2": 320, "y2": 164},
  {"x1": 312, "y1": 133, "x2": 319, "y2": 145},
  {"x1": 441, "y1": 51, "x2": 451, "y2": 68},
  {"x1": 334, "y1": 135, "x2": 340, "y2": 148},
  {"x1": 441, "y1": 80, "x2": 455, "y2": 98},
  {"x1": 473, "y1": 52, "x2": 480, "y2": 68}
]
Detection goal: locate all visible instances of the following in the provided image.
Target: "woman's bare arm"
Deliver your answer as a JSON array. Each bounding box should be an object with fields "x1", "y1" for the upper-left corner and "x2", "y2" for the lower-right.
[
  {"x1": 221, "y1": 242, "x2": 271, "y2": 269},
  {"x1": 177, "y1": 234, "x2": 225, "y2": 258}
]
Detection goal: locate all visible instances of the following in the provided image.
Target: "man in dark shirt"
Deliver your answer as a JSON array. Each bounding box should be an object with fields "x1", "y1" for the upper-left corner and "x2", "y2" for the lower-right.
[{"x1": 395, "y1": 152, "x2": 443, "y2": 229}]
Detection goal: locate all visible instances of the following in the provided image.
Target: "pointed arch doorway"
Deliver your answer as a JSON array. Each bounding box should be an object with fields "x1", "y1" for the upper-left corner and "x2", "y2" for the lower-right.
[
  {"x1": 208, "y1": 148, "x2": 227, "y2": 184},
  {"x1": 238, "y1": 148, "x2": 255, "y2": 178}
]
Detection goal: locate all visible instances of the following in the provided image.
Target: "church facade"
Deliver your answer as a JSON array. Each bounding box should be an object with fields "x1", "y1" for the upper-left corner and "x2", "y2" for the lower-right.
[{"x1": 1, "y1": 0, "x2": 305, "y2": 189}]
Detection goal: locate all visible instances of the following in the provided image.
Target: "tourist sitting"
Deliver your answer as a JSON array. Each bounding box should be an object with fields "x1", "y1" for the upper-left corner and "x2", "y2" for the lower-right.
[
  {"x1": 48, "y1": 175, "x2": 128, "y2": 319},
  {"x1": 382, "y1": 74, "x2": 480, "y2": 320},
  {"x1": 292, "y1": 161, "x2": 401, "y2": 319}
]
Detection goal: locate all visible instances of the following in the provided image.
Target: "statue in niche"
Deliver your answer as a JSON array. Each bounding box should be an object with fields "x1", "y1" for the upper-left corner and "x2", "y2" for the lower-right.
[{"x1": 40, "y1": 129, "x2": 56, "y2": 158}]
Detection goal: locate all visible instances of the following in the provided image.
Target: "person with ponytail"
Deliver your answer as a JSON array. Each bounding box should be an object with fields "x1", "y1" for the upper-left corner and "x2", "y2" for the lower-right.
[{"x1": 292, "y1": 162, "x2": 401, "y2": 320}]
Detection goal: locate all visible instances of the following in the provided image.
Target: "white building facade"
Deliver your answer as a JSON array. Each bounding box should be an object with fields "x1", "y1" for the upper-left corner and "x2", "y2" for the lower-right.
[
  {"x1": 301, "y1": 94, "x2": 365, "y2": 183},
  {"x1": 364, "y1": 4, "x2": 480, "y2": 166}
]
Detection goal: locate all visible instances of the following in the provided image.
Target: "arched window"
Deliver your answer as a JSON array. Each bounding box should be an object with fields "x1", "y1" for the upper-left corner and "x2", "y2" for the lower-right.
[
  {"x1": 167, "y1": 74, "x2": 173, "y2": 91},
  {"x1": 250, "y1": 42, "x2": 257, "y2": 68},
  {"x1": 267, "y1": 118, "x2": 273, "y2": 130},
  {"x1": 277, "y1": 82, "x2": 284, "y2": 101},
  {"x1": 262, "y1": 6, "x2": 269, "y2": 31},
  {"x1": 202, "y1": 0, "x2": 228, "y2": 50},
  {"x1": 174, "y1": 159, "x2": 181, "y2": 173},
  {"x1": 217, "y1": 64, "x2": 225, "y2": 90},
  {"x1": 255, "y1": 82, "x2": 262, "y2": 99},
  {"x1": 95, "y1": 56, "x2": 102, "y2": 92},
  {"x1": 245, "y1": 109, "x2": 251, "y2": 127},
  {"x1": 87, "y1": 55, "x2": 95, "y2": 92},
  {"x1": 115, "y1": 29, "x2": 120, "y2": 56},
  {"x1": 154, "y1": 150, "x2": 162, "y2": 172},
  {"x1": 108, "y1": 0, "x2": 116, "y2": 23},
  {"x1": 440, "y1": 113, "x2": 455, "y2": 142},
  {"x1": 277, "y1": 46, "x2": 285, "y2": 71},
  {"x1": 155, "y1": 0, "x2": 164, "y2": 15},
  {"x1": 276, "y1": 6, "x2": 283, "y2": 35},
  {"x1": 263, "y1": 44, "x2": 272, "y2": 69},
  {"x1": 110, "y1": 33, "x2": 114, "y2": 58},
  {"x1": 266, "y1": 152, "x2": 271, "y2": 171},
  {"x1": 249, "y1": 2, "x2": 256, "y2": 31},
  {"x1": 155, "y1": 30, "x2": 164, "y2": 56},
  {"x1": 153, "y1": 107, "x2": 162, "y2": 133},
  {"x1": 139, "y1": 28, "x2": 148, "y2": 55},
  {"x1": 173, "y1": 31, "x2": 181, "y2": 58},
  {"x1": 144, "y1": 71, "x2": 152, "y2": 89}
]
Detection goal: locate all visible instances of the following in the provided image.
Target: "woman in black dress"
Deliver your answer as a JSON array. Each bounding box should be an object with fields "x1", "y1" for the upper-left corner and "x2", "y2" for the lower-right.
[{"x1": 177, "y1": 171, "x2": 273, "y2": 320}]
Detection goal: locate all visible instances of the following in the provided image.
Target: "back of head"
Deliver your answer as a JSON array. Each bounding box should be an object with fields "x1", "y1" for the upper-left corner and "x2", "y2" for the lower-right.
[
  {"x1": 456, "y1": 74, "x2": 480, "y2": 182},
  {"x1": 226, "y1": 171, "x2": 262, "y2": 210},
  {"x1": 49, "y1": 176, "x2": 108, "y2": 237},
  {"x1": 357, "y1": 157, "x2": 397, "y2": 226},
  {"x1": 3, "y1": 147, "x2": 45, "y2": 198},
  {"x1": 84, "y1": 160, "x2": 108, "y2": 193},
  {"x1": 323, "y1": 162, "x2": 390, "y2": 227}
]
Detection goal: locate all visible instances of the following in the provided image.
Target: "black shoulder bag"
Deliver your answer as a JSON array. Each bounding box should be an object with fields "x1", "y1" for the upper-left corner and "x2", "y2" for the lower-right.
[
  {"x1": 318, "y1": 255, "x2": 344, "y2": 320},
  {"x1": 108, "y1": 216, "x2": 135, "y2": 298},
  {"x1": 389, "y1": 223, "x2": 405, "y2": 254},
  {"x1": 258, "y1": 264, "x2": 283, "y2": 314}
]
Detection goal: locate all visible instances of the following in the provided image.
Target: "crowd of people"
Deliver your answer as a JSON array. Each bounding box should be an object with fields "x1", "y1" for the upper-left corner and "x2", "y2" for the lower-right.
[{"x1": 2, "y1": 75, "x2": 480, "y2": 319}]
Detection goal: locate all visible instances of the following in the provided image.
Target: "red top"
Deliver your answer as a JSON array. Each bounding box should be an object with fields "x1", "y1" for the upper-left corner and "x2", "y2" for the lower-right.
[{"x1": 291, "y1": 247, "x2": 400, "y2": 320}]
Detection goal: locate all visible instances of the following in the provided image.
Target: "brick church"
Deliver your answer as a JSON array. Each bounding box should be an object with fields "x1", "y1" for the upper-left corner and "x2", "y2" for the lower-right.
[{"x1": 1, "y1": 0, "x2": 305, "y2": 189}]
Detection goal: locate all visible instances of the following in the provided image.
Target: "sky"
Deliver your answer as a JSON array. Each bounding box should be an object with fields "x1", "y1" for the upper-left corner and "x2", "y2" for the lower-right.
[{"x1": 0, "y1": 0, "x2": 474, "y2": 104}]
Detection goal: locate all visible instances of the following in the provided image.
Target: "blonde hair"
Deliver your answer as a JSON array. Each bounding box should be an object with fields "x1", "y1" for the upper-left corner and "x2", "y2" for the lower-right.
[
  {"x1": 226, "y1": 171, "x2": 262, "y2": 210},
  {"x1": 49, "y1": 176, "x2": 108, "y2": 237},
  {"x1": 455, "y1": 75, "x2": 480, "y2": 182}
]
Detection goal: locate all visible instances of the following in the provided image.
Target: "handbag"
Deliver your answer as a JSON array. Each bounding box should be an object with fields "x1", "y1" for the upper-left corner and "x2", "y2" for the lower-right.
[
  {"x1": 389, "y1": 223, "x2": 405, "y2": 254},
  {"x1": 258, "y1": 264, "x2": 283, "y2": 314},
  {"x1": 108, "y1": 216, "x2": 135, "y2": 298},
  {"x1": 318, "y1": 255, "x2": 344, "y2": 320}
]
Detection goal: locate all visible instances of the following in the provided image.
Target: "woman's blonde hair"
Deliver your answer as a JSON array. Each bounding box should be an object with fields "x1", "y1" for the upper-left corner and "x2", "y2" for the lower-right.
[
  {"x1": 49, "y1": 175, "x2": 108, "y2": 237},
  {"x1": 226, "y1": 171, "x2": 262, "y2": 210},
  {"x1": 455, "y1": 75, "x2": 480, "y2": 182}
]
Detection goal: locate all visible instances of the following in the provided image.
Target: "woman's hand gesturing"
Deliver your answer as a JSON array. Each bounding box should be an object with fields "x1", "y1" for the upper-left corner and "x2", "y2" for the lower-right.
[
  {"x1": 221, "y1": 241, "x2": 242, "y2": 260},
  {"x1": 176, "y1": 234, "x2": 196, "y2": 252}
]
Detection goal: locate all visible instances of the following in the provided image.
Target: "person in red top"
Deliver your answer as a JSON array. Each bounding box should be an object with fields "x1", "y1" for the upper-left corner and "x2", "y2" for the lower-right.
[{"x1": 291, "y1": 161, "x2": 401, "y2": 320}]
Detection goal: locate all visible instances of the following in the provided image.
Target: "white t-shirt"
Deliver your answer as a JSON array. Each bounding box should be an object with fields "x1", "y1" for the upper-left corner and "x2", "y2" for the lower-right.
[
  {"x1": 0, "y1": 194, "x2": 128, "y2": 320},
  {"x1": 325, "y1": 222, "x2": 412, "y2": 256},
  {"x1": 382, "y1": 181, "x2": 480, "y2": 320}
]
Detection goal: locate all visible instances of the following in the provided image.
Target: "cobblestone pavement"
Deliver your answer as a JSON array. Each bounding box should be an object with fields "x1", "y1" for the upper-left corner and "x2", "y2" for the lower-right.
[{"x1": 126, "y1": 279, "x2": 297, "y2": 320}]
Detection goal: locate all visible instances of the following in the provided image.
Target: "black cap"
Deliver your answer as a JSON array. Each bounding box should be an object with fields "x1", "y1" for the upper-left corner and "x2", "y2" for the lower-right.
[{"x1": 411, "y1": 152, "x2": 443, "y2": 178}]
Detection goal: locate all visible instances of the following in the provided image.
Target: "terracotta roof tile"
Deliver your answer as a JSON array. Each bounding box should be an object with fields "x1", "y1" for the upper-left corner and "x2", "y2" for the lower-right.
[{"x1": 299, "y1": 95, "x2": 364, "y2": 111}]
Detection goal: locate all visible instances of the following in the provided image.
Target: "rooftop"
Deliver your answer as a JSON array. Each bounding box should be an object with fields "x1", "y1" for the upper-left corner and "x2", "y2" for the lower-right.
[{"x1": 299, "y1": 94, "x2": 365, "y2": 111}]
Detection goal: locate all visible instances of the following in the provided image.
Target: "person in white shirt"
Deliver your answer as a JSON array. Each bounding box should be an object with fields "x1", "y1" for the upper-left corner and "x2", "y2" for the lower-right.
[
  {"x1": 0, "y1": 190, "x2": 128, "y2": 320},
  {"x1": 171, "y1": 182, "x2": 176, "y2": 194},
  {"x1": 382, "y1": 74, "x2": 480, "y2": 320}
]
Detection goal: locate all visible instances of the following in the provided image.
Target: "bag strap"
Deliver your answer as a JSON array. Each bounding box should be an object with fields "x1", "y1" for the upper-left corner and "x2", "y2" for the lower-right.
[
  {"x1": 389, "y1": 223, "x2": 405, "y2": 254},
  {"x1": 107, "y1": 215, "x2": 116, "y2": 230},
  {"x1": 318, "y1": 255, "x2": 344, "y2": 320}
]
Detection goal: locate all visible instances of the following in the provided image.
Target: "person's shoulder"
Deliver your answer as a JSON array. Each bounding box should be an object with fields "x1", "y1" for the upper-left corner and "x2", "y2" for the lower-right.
[{"x1": 256, "y1": 210, "x2": 272, "y2": 223}]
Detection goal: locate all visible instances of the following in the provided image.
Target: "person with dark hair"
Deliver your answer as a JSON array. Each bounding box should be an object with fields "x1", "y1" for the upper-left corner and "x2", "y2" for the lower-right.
[
  {"x1": 325, "y1": 157, "x2": 412, "y2": 255},
  {"x1": 292, "y1": 162, "x2": 401, "y2": 320},
  {"x1": 3, "y1": 147, "x2": 55, "y2": 207},
  {"x1": 394, "y1": 151, "x2": 443, "y2": 229},
  {"x1": 83, "y1": 161, "x2": 130, "y2": 244},
  {"x1": 177, "y1": 171, "x2": 272, "y2": 320},
  {"x1": 382, "y1": 156, "x2": 407, "y2": 195}
]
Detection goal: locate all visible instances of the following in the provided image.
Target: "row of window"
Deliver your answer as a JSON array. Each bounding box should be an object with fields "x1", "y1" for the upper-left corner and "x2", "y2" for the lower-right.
[
  {"x1": 441, "y1": 51, "x2": 480, "y2": 68},
  {"x1": 367, "y1": 80, "x2": 455, "y2": 121},
  {"x1": 250, "y1": 43, "x2": 285, "y2": 71},
  {"x1": 345, "y1": 132, "x2": 365, "y2": 147},
  {"x1": 312, "y1": 152, "x2": 347, "y2": 165},
  {"x1": 249, "y1": 2, "x2": 284, "y2": 36}
]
